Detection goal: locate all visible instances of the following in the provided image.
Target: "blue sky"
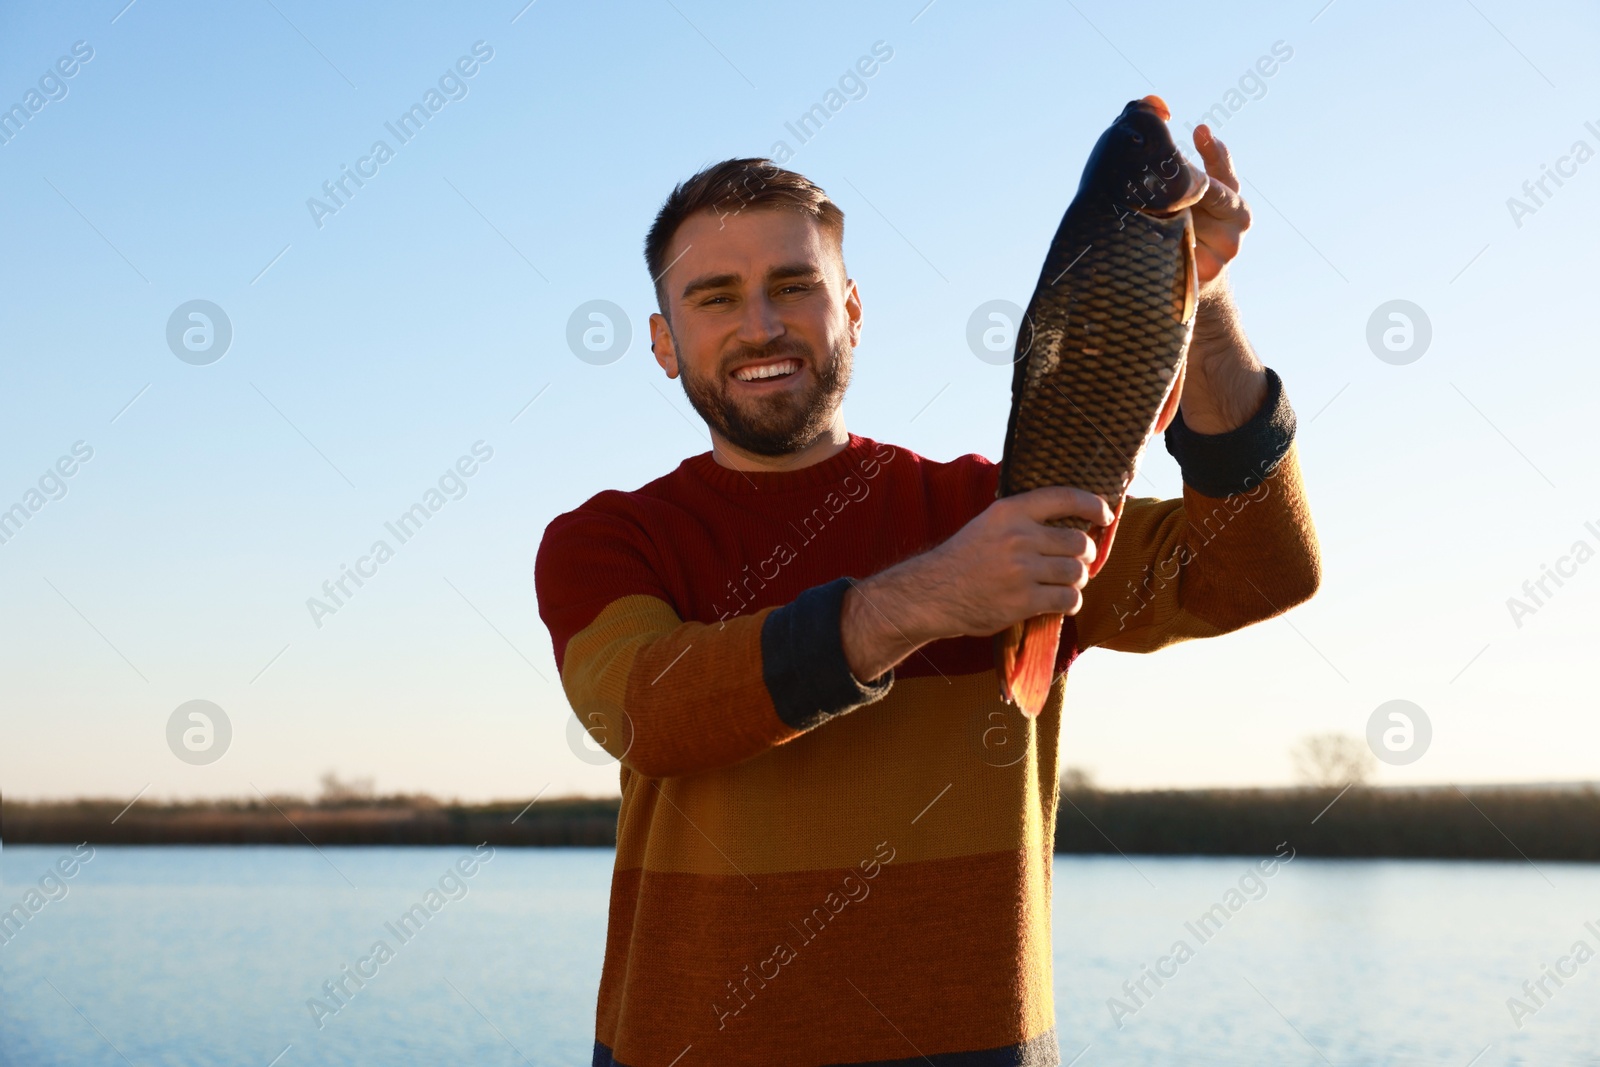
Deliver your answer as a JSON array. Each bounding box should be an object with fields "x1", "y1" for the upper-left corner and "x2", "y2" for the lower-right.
[{"x1": 2, "y1": 0, "x2": 1597, "y2": 801}]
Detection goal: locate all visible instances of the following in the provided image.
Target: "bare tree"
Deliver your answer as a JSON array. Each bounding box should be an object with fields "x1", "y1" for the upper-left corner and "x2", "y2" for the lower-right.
[
  {"x1": 1291, "y1": 733, "x2": 1376, "y2": 788},
  {"x1": 318, "y1": 771, "x2": 376, "y2": 804},
  {"x1": 1060, "y1": 766, "x2": 1097, "y2": 793}
]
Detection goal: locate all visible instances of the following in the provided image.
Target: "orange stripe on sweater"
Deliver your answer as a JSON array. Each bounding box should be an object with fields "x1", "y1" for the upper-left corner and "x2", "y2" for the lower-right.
[{"x1": 597, "y1": 849, "x2": 1056, "y2": 1066}]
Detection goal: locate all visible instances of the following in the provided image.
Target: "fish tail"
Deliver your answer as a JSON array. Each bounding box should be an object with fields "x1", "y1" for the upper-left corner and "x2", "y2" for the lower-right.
[{"x1": 995, "y1": 612, "x2": 1065, "y2": 718}]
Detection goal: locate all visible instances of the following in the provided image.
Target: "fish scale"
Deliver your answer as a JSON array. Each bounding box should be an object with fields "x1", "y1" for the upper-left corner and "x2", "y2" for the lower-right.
[
  {"x1": 994, "y1": 95, "x2": 1204, "y2": 717},
  {"x1": 1003, "y1": 208, "x2": 1192, "y2": 504}
]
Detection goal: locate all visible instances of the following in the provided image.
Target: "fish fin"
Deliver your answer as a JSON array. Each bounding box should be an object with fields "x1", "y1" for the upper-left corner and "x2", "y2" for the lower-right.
[
  {"x1": 1180, "y1": 218, "x2": 1199, "y2": 325},
  {"x1": 995, "y1": 613, "x2": 1064, "y2": 719},
  {"x1": 1085, "y1": 498, "x2": 1126, "y2": 580},
  {"x1": 1154, "y1": 357, "x2": 1187, "y2": 434},
  {"x1": 995, "y1": 620, "x2": 1023, "y2": 701}
]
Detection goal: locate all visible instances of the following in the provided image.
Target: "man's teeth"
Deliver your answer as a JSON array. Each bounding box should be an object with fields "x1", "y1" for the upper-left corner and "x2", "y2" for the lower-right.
[{"x1": 734, "y1": 360, "x2": 801, "y2": 382}]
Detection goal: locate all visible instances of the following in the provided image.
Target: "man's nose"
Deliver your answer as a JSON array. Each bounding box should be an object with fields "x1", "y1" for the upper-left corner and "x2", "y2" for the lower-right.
[{"x1": 734, "y1": 293, "x2": 784, "y2": 348}]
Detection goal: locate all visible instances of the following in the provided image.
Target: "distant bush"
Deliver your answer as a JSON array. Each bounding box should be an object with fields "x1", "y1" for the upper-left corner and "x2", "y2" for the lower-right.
[
  {"x1": 1, "y1": 794, "x2": 620, "y2": 847},
  {"x1": 1054, "y1": 785, "x2": 1600, "y2": 861},
  {"x1": 7, "y1": 785, "x2": 1599, "y2": 859}
]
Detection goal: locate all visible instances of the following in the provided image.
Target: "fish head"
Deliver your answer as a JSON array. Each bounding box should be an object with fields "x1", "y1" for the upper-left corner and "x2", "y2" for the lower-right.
[{"x1": 1078, "y1": 94, "x2": 1209, "y2": 218}]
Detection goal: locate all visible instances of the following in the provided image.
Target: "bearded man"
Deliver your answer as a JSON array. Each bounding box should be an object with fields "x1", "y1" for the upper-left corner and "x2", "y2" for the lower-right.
[{"x1": 536, "y1": 139, "x2": 1319, "y2": 1066}]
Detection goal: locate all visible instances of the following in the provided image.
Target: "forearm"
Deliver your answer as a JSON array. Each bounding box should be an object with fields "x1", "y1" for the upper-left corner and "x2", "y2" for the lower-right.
[
  {"x1": 561, "y1": 585, "x2": 892, "y2": 778},
  {"x1": 1180, "y1": 283, "x2": 1269, "y2": 434},
  {"x1": 839, "y1": 563, "x2": 942, "y2": 684}
]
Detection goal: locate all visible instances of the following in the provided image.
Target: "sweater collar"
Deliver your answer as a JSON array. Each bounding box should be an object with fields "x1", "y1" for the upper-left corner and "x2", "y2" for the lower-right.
[{"x1": 682, "y1": 434, "x2": 882, "y2": 495}]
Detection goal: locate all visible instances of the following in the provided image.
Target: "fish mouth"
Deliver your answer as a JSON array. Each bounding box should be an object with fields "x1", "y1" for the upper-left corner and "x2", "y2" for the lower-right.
[{"x1": 1121, "y1": 94, "x2": 1209, "y2": 216}]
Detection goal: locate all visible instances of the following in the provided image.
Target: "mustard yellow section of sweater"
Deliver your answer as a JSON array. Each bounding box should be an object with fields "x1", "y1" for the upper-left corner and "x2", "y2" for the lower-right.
[
  {"x1": 561, "y1": 592, "x2": 795, "y2": 778},
  {"x1": 559, "y1": 594, "x2": 676, "y2": 763},
  {"x1": 1076, "y1": 445, "x2": 1316, "y2": 652},
  {"x1": 613, "y1": 670, "x2": 1063, "y2": 876}
]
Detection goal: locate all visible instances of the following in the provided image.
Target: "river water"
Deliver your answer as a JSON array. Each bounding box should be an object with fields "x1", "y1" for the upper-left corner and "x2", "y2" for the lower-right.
[{"x1": 3, "y1": 847, "x2": 1597, "y2": 1064}]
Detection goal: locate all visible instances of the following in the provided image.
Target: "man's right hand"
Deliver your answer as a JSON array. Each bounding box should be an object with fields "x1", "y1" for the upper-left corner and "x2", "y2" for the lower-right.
[{"x1": 840, "y1": 486, "x2": 1112, "y2": 683}]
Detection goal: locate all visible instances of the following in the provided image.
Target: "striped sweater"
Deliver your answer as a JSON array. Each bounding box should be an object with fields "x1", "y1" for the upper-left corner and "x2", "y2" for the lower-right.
[{"x1": 534, "y1": 369, "x2": 1319, "y2": 1067}]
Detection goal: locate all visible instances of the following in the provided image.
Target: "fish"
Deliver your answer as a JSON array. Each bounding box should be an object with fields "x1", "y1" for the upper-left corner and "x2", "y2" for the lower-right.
[{"x1": 994, "y1": 94, "x2": 1210, "y2": 717}]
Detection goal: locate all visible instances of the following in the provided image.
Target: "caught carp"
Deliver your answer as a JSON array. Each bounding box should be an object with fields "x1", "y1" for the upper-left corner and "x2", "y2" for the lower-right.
[{"x1": 995, "y1": 94, "x2": 1210, "y2": 717}]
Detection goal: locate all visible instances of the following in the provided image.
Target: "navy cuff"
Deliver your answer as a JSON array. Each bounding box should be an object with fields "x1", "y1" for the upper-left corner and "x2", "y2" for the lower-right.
[
  {"x1": 1163, "y1": 366, "x2": 1295, "y2": 497},
  {"x1": 760, "y1": 577, "x2": 893, "y2": 732}
]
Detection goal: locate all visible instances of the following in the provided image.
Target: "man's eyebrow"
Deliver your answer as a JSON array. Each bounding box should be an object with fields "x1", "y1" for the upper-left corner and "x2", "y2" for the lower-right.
[
  {"x1": 678, "y1": 263, "x2": 827, "y2": 302},
  {"x1": 766, "y1": 263, "x2": 825, "y2": 282},
  {"x1": 679, "y1": 272, "x2": 740, "y2": 301}
]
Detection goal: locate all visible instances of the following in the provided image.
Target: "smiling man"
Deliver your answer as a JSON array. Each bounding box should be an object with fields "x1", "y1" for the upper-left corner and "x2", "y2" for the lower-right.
[{"x1": 536, "y1": 139, "x2": 1319, "y2": 1067}]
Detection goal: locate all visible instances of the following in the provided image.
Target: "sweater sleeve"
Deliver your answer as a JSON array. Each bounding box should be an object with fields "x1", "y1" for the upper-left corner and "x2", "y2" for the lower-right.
[
  {"x1": 535, "y1": 503, "x2": 893, "y2": 778},
  {"x1": 1073, "y1": 368, "x2": 1322, "y2": 653}
]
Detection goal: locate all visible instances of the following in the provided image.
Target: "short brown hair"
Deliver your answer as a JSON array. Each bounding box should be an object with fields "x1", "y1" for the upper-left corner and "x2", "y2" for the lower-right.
[{"x1": 644, "y1": 158, "x2": 845, "y2": 310}]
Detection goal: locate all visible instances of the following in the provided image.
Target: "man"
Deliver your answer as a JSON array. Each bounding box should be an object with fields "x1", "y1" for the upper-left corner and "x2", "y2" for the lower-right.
[{"x1": 536, "y1": 127, "x2": 1319, "y2": 1066}]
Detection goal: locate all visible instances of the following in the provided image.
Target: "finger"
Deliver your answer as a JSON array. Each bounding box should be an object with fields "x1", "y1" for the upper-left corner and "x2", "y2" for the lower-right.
[
  {"x1": 1196, "y1": 172, "x2": 1249, "y2": 227},
  {"x1": 1191, "y1": 148, "x2": 1250, "y2": 233},
  {"x1": 1040, "y1": 586, "x2": 1085, "y2": 618},
  {"x1": 1193, "y1": 124, "x2": 1240, "y2": 193},
  {"x1": 1194, "y1": 222, "x2": 1243, "y2": 269},
  {"x1": 1031, "y1": 555, "x2": 1088, "y2": 589},
  {"x1": 1034, "y1": 525, "x2": 1096, "y2": 563},
  {"x1": 1012, "y1": 486, "x2": 1114, "y2": 528},
  {"x1": 1189, "y1": 152, "x2": 1250, "y2": 273},
  {"x1": 1193, "y1": 242, "x2": 1228, "y2": 286}
]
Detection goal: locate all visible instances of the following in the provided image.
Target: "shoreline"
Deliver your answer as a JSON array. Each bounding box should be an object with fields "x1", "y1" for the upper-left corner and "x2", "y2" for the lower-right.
[{"x1": 6, "y1": 784, "x2": 1600, "y2": 859}]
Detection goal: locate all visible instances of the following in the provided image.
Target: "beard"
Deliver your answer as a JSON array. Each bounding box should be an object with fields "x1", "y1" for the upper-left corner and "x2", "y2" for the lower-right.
[{"x1": 674, "y1": 332, "x2": 852, "y2": 457}]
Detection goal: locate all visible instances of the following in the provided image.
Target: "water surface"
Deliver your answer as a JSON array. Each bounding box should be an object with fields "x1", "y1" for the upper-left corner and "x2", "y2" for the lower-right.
[{"x1": 3, "y1": 848, "x2": 1597, "y2": 1064}]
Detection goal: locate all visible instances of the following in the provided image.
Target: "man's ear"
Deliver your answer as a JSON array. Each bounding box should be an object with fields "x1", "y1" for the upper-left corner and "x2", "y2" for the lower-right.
[
  {"x1": 649, "y1": 312, "x2": 679, "y2": 379},
  {"x1": 843, "y1": 278, "x2": 863, "y2": 348}
]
